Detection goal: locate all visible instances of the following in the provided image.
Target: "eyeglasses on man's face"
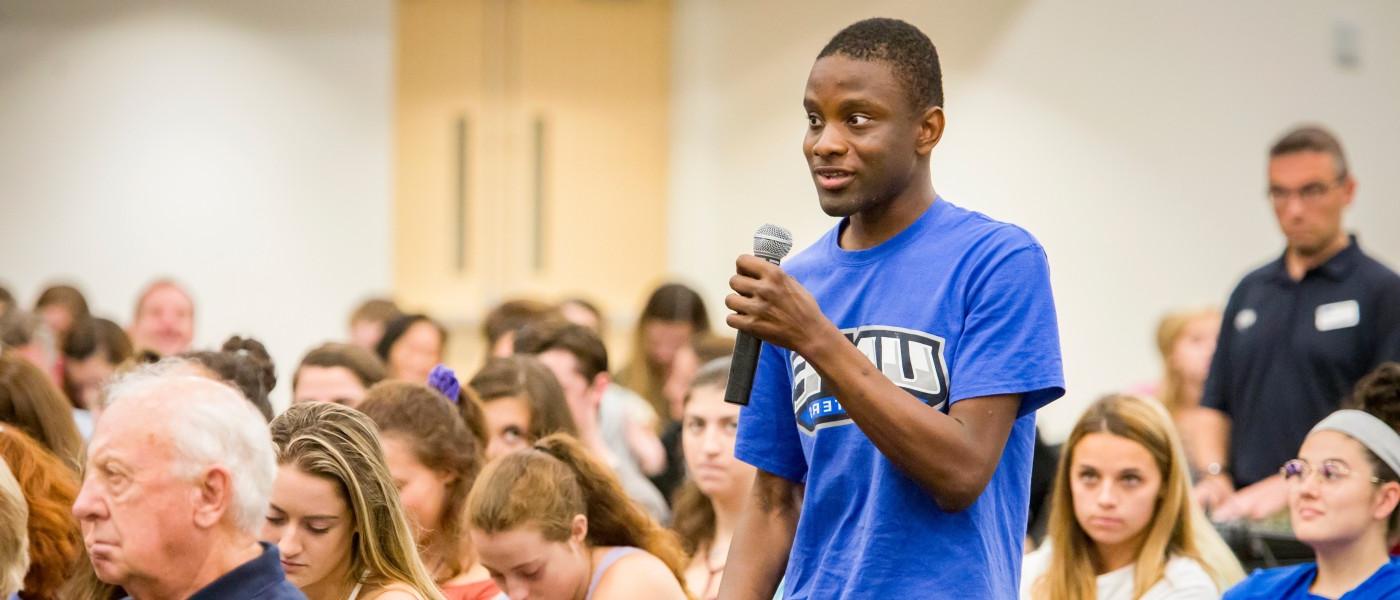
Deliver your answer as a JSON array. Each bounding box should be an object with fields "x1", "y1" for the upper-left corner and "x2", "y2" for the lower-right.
[{"x1": 1267, "y1": 176, "x2": 1345, "y2": 205}]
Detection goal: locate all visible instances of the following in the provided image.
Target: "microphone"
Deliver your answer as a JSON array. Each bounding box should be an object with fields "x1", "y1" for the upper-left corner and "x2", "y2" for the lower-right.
[{"x1": 725, "y1": 224, "x2": 794, "y2": 406}]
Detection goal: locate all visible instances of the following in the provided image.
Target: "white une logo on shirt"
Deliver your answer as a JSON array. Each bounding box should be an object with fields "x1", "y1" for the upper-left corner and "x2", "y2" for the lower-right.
[{"x1": 1315, "y1": 300, "x2": 1361, "y2": 332}]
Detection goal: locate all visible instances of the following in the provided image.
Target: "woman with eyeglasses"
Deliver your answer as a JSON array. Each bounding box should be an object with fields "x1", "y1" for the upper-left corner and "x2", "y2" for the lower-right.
[{"x1": 1223, "y1": 403, "x2": 1400, "y2": 599}]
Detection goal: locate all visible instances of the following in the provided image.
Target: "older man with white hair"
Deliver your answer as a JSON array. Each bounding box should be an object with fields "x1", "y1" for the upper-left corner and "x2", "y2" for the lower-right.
[{"x1": 72, "y1": 369, "x2": 303, "y2": 599}]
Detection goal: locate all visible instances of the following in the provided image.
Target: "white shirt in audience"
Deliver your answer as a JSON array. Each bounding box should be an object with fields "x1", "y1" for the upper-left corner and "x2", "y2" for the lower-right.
[{"x1": 1019, "y1": 544, "x2": 1219, "y2": 600}]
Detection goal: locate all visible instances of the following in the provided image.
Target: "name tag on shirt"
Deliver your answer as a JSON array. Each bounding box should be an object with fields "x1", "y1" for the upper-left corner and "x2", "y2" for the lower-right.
[{"x1": 1315, "y1": 300, "x2": 1360, "y2": 332}]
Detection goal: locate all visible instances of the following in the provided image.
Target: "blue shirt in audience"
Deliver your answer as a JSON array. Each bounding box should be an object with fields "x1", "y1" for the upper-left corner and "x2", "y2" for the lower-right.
[
  {"x1": 178, "y1": 542, "x2": 305, "y2": 600},
  {"x1": 1223, "y1": 558, "x2": 1400, "y2": 599},
  {"x1": 736, "y1": 198, "x2": 1065, "y2": 599}
]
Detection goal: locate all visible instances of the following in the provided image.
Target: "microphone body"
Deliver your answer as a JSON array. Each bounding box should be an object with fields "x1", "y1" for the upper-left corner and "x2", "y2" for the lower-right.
[{"x1": 726, "y1": 224, "x2": 793, "y2": 406}]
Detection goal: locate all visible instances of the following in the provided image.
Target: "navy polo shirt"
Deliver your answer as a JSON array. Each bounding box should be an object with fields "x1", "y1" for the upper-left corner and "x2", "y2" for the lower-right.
[
  {"x1": 1202, "y1": 236, "x2": 1400, "y2": 487},
  {"x1": 187, "y1": 542, "x2": 305, "y2": 600}
]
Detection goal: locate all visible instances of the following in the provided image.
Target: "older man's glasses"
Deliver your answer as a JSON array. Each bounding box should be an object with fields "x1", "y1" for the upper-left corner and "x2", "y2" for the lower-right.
[
  {"x1": 1280, "y1": 458, "x2": 1382, "y2": 485},
  {"x1": 1267, "y1": 178, "x2": 1344, "y2": 204}
]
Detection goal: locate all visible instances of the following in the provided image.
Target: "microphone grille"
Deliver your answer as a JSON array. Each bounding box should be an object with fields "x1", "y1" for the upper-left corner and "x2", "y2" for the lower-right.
[{"x1": 753, "y1": 224, "x2": 793, "y2": 261}]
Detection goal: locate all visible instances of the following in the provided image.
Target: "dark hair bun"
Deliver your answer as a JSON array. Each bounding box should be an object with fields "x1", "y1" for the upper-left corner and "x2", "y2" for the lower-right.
[
  {"x1": 1352, "y1": 362, "x2": 1400, "y2": 431},
  {"x1": 221, "y1": 335, "x2": 277, "y2": 393}
]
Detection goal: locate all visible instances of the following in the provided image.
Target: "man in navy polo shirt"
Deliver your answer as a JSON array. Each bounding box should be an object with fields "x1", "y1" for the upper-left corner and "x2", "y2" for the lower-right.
[
  {"x1": 73, "y1": 368, "x2": 304, "y2": 599},
  {"x1": 1196, "y1": 125, "x2": 1400, "y2": 521}
]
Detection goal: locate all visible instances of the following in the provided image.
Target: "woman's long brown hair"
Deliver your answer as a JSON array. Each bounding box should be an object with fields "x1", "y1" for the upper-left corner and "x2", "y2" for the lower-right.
[
  {"x1": 468, "y1": 433, "x2": 688, "y2": 589},
  {"x1": 1032, "y1": 394, "x2": 1241, "y2": 599}
]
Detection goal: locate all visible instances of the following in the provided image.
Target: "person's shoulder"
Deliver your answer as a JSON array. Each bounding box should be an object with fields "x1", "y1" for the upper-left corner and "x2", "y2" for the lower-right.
[
  {"x1": 1018, "y1": 543, "x2": 1053, "y2": 597},
  {"x1": 1355, "y1": 249, "x2": 1400, "y2": 289},
  {"x1": 1159, "y1": 555, "x2": 1219, "y2": 592},
  {"x1": 1234, "y1": 256, "x2": 1284, "y2": 288},
  {"x1": 592, "y1": 548, "x2": 686, "y2": 600},
  {"x1": 1220, "y1": 562, "x2": 1314, "y2": 599},
  {"x1": 941, "y1": 200, "x2": 1043, "y2": 252},
  {"x1": 782, "y1": 230, "x2": 835, "y2": 275}
]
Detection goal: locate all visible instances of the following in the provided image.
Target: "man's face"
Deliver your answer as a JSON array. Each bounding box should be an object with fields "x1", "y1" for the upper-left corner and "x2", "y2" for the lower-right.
[
  {"x1": 1268, "y1": 151, "x2": 1353, "y2": 257},
  {"x1": 803, "y1": 55, "x2": 924, "y2": 218},
  {"x1": 130, "y1": 285, "x2": 194, "y2": 356},
  {"x1": 535, "y1": 349, "x2": 600, "y2": 427},
  {"x1": 72, "y1": 400, "x2": 199, "y2": 590}
]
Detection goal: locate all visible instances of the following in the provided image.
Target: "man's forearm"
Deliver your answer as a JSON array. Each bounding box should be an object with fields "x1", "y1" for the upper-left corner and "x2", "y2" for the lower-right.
[
  {"x1": 1193, "y1": 407, "x2": 1232, "y2": 476},
  {"x1": 799, "y1": 327, "x2": 1018, "y2": 512},
  {"x1": 717, "y1": 471, "x2": 801, "y2": 600}
]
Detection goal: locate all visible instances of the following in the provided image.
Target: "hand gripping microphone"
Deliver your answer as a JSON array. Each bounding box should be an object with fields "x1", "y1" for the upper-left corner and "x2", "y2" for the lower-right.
[{"x1": 725, "y1": 224, "x2": 794, "y2": 406}]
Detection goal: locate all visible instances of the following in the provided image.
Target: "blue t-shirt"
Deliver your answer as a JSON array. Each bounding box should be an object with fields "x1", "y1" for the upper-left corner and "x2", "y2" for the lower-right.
[
  {"x1": 1224, "y1": 558, "x2": 1400, "y2": 599},
  {"x1": 735, "y1": 198, "x2": 1065, "y2": 599}
]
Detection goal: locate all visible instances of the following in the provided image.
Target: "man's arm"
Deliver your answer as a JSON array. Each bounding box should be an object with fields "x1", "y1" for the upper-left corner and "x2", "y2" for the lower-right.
[
  {"x1": 717, "y1": 470, "x2": 801, "y2": 600},
  {"x1": 803, "y1": 329, "x2": 1021, "y2": 511},
  {"x1": 727, "y1": 256, "x2": 1021, "y2": 511},
  {"x1": 1191, "y1": 406, "x2": 1235, "y2": 513},
  {"x1": 1214, "y1": 475, "x2": 1288, "y2": 521}
]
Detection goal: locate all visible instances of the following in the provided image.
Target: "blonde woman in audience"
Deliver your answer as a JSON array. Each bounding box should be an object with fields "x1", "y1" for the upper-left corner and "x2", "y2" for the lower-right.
[
  {"x1": 264, "y1": 402, "x2": 442, "y2": 600},
  {"x1": 360, "y1": 382, "x2": 499, "y2": 600},
  {"x1": 1145, "y1": 308, "x2": 1220, "y2": 471},
  {"x1": 1022, "y1": 394, "x2": 1243, "y2": 600},
  {"x1": 468, "y1": 434, "x2": 688, "y2": 599},
  {"x1": 0, "y1": 457, "x2": 29, "y2": 600},
  {"x1": 671, "y1": 359, "x2": 754, "y2": 600},
  {"x1": 468, "y1": 356, "x2": 578, "y2": 460}
]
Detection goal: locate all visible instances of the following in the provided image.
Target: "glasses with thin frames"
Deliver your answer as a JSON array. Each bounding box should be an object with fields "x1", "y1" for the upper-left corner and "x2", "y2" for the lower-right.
[
  {"x1": 1267, "y1": 177, "x2": 1345, "y2": 204},
  {"x1": 1280, "y1": 458, "x2": 1382, "y2": 485}
]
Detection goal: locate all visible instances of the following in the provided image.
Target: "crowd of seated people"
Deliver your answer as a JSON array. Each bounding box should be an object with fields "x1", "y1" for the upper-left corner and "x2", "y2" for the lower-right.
[{"x1": 1, "y1": 125, "x2": 1397, "y2": 600}]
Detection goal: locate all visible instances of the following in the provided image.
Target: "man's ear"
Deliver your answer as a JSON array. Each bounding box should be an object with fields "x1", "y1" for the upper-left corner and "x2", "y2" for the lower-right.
[
  {"x1": 192, "y1": 466, "x2": 234, "y2": 530},
  {"x1": 588, "y1": 372, "x2": 610, "y2": 407},
  {"x1": 916, "y1": 106, "x2": 945, "y2": 156},
  {"x1": 1341, "y1": 176, "x2": 1357, "y2": 208}
]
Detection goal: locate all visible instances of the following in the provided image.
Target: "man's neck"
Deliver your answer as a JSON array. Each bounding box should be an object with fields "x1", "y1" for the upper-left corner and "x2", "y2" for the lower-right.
[
  {"x1": 1310, "y1": 534, "x2": 1390, "y2": 598},
  {"x1": 1285, "y1": 232, "x2": 1350, "y2": 281},
  {"x1": 839, "y1": 175, "x2": 935, "y2": 251},
  {"x1": 131, "y1": 537, "x2": 263, "y2": 600}
]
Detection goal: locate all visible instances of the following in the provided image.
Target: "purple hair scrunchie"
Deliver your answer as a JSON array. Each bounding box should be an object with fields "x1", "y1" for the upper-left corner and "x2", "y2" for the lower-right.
[{"x1": 427, "y1": 364, "x2": 461, "y2": 404}]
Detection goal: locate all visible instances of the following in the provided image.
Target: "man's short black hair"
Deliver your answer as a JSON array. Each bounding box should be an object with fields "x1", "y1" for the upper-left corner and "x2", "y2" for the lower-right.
[
  {"x1": 1270, "y1": 125, "x2": 1349, "y2": 179},
  {"x1": 818, "y1": 17, "x2": 943, "y2": 111}
]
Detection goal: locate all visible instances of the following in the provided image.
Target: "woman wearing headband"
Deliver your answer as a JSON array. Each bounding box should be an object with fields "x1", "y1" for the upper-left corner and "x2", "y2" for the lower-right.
[{"x1": 1223, "y1": 407, "x2": 1400, "y2": 598}]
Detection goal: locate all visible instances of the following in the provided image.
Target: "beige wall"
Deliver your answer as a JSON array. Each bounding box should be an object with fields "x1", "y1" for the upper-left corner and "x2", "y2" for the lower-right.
[
  {"x1": 0, "y1": 0, "x2": 393, "y2": 411},
  {"x1": 667, "y1": 0, "x2": 1400, "y2": 440}
]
